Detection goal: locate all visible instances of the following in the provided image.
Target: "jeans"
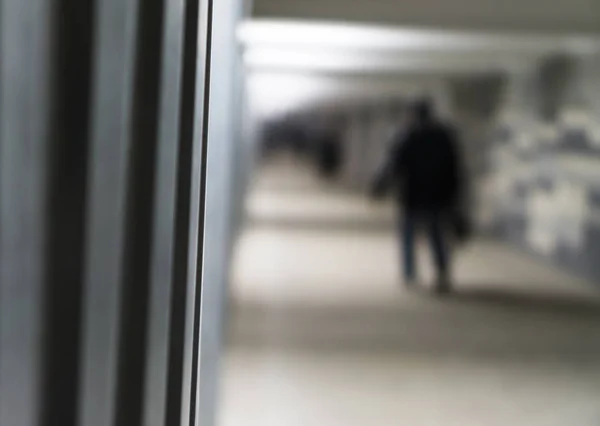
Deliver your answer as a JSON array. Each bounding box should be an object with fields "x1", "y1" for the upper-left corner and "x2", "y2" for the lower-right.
[{"x1": 401, "y1": 210, "x2": 449, "y2": 281}]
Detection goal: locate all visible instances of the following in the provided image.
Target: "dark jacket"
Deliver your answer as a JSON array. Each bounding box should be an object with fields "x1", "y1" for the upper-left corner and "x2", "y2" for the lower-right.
[{"x1": 374, "y1": 120, "x2": 463, "y2": 211}]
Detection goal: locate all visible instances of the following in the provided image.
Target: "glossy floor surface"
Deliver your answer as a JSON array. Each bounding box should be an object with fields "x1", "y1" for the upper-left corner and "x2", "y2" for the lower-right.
[{"x1": 219, "y1": 163, "x2": 600, "y2": 426}]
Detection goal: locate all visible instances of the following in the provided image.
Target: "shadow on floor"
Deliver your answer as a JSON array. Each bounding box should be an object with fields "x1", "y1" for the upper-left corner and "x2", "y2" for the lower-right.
[
  {"x1": 451, "y1": 285, "x2": 600, "y2": 319},
  {"x1": 228, "y1": 283, "x2": 600, "y2": 365}
]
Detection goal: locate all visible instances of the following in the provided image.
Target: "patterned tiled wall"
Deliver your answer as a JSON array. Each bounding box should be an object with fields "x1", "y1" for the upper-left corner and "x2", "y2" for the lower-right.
[{"x1": 483, "y1": 58, "x2": 600, "y2": 283}]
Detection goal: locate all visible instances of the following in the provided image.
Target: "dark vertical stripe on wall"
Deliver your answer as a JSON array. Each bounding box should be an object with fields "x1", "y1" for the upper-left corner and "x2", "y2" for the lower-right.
[
  {"x1": 78, "y1": 0, "x2": 140, "y2": 424},
  {"x1": 114, "y1": 0, "x2": 165, "y2": 424},
  {"x1": 41, "y1": 1, "x2": 95, "y2": 425},
  {"x1": 165, "y1": 0, "x2": 201, "y2": 423},
  {"x1": 142, "y1": 0, "x2": 186, "y2": 423}
]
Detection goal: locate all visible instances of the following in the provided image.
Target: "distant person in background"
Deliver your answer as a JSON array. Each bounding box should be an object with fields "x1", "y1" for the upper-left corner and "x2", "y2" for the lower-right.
[
  {"x1": 316, "y1": 131, "x2": 343, "y2": 179},
  {"x1": 372, "y1": 99, "x2": 465, "y2": 294}
]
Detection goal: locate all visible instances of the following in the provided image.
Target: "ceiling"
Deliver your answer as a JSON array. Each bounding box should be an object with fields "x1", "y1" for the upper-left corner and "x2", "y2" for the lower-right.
[
  {"x1": 239, "y1": 20, "x2": 600, "y2": 74},
  {"x1": 251, "y1": 0, "x2": 600, "y2": 33},
  {"x1": 239, "y1": 17, "x2": 600, "y2": 119}
]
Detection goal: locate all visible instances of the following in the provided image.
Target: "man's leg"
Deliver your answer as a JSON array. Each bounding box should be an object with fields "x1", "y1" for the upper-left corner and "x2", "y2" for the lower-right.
[
  {"x1": 402, "y1": 211, "x2": 417, "y2": 286},
  {"x1": 427, "y1": 211, "x2": 451, "y2": 294}
]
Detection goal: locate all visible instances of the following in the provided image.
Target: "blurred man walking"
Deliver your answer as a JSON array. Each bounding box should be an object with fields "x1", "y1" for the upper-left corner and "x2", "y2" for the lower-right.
[{"x1": 373, "y1": 99, "x2": 465, "y2": 294}]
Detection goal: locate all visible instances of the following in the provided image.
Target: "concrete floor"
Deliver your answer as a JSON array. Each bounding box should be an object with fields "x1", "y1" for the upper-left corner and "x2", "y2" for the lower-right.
[{"x1": 218, "y1": 164, "x2": 600, "y2": 426}]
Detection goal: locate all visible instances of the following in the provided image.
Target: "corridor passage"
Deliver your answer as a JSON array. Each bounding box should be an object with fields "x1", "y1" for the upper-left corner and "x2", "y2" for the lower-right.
[{"x1": 219, "y1": 163, "x2": 600, "y2": 426}]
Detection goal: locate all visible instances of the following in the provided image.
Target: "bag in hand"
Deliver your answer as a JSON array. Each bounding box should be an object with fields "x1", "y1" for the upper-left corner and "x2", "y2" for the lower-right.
[{"x1": 450, "y1": 208, "x2": 472, "y2": 244}]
